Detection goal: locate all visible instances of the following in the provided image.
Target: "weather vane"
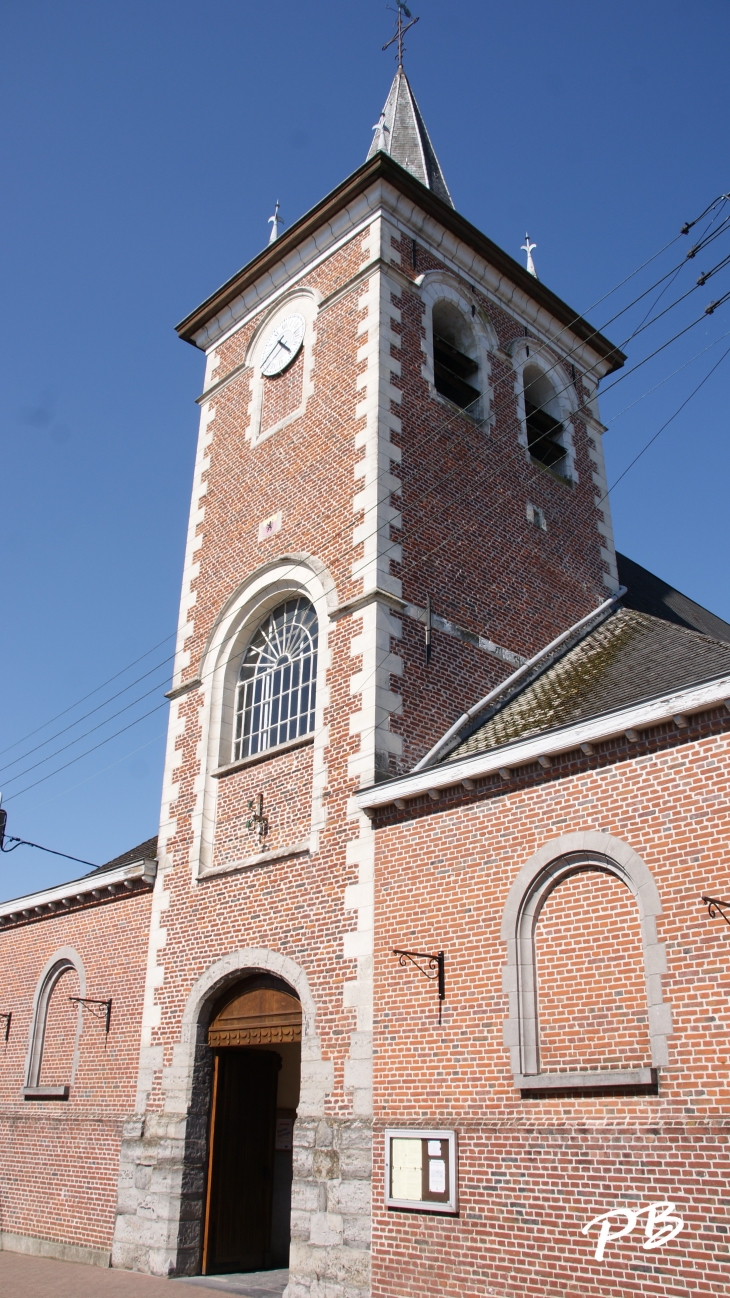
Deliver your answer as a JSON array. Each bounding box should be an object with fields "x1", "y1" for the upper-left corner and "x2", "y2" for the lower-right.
[
  {"x1": 521, "y1": 232, "x2": 538, "y2": 278},
  {"x1": 383, "y1": 0, "x2": 419, "y2": 67}
]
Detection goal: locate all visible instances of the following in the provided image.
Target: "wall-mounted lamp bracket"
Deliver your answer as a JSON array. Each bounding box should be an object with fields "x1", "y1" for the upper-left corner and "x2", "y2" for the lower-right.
[
  {"x1": 69, "y1": 996, "x2": 112, "y2": 1034},
  {"x1": 0, "y1": 1012, "x2": 11, "y2": 1043},
  {"x1": 393, "y1": 949, "x2": 445, "y2": 1023},
  {"x1": 702, "y1": 895, "x2": 730, "y2": 926}
]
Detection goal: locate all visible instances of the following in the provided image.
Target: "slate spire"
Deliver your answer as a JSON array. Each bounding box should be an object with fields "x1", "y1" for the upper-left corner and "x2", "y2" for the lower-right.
[{"x1": 367, "y1": 67, "x2": 453, "y2": 208}]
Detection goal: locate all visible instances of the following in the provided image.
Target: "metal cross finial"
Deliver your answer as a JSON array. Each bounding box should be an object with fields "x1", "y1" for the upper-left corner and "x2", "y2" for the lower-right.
[
  {"x1": 383, "y1": 1, "x2": 419, "y2": 67},
  {"x1": 521, "y1": 233, "x2": 538, "y2": 278},
  {"x1": 268, "y1": 200, "x2": 282, "y2": 246}
]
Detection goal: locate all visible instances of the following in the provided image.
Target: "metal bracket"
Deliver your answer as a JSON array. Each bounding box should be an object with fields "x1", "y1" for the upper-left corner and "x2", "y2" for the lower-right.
[
  {"x1": 69, "y1": 997, "x2": 112, "y2": 1034},
  {"x1": 702, "y1": 896, "x2": 730, "y2": 926},
  {"x1": 0, "y1": 1012, "x2": 11, "y2": 1043},
  {"x1": 393, "y1": 948, "x2": 445, "y2": 1023}
]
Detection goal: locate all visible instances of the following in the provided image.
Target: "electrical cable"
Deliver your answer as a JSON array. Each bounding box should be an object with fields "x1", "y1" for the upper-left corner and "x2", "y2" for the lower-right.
[
  {"x1": 0, "y1": 835, "x2": 99, "y2": 869},
  {"x1": 10, "y1": 285, "x2": 728, "y2": 801},
  {"x1": 597, "y1": 340, "x2": 730, "y2": 506},
  {"x1": 0, "y1": 629, "x2": 176, "y2": 761},
  {"x1": 3, "y1": 700, "x2": 170, "y2": 802},
  {"x1": 7, "y1": 282, "x2": 727, "y2": 804},
  {"x1": 0, "y1": 650, "x2": 176, "y2": 778},
  {"x1": 5, "y1": 195, "x2": 729, "y2": 801},
  {"x1": 0, "y1": 673, "x2": 177, "y2": 790},
  {"x1": 4, "y1": 192, "x2": 726, "y2": 774},
  {"x1": 16, "y1": 318, "x2": 727, "y2": 814}
]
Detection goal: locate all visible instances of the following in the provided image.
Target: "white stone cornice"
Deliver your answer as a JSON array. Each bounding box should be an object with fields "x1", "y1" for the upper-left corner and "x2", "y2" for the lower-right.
[
  {"x1": 356, "y1": 674, "x2": 730, "y2": 810},
  {"x1": 0, "y1": 856, "x2": 157, "y2": 924}
]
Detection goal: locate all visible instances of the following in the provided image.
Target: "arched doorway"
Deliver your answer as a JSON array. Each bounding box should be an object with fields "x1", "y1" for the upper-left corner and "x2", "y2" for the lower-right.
[{"x1": 202, "y1": 973, "x2": 302, "y2": 1275}]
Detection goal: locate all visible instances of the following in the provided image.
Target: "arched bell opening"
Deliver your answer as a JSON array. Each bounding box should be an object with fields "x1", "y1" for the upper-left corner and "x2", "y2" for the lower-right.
[{"x1": 202, "y1": 973, "x2": 302, "y2": 1276}]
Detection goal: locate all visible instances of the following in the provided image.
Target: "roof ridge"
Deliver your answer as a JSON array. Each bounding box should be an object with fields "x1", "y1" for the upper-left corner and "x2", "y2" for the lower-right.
[{"x1": 622, "y1": 604, "x2": 730, "y2": 652}]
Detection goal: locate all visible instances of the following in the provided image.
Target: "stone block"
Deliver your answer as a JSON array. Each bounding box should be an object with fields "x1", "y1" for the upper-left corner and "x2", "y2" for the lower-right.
[
  {"x1": 343, "y1": 1215, "x2": 372, "y2": 1248},
  {"x1": 309, "y1": 1212, "x2": 343, "y2": 1247},
  {"x1": 327, "y1": 1179, "x2": 371, "y2": 1216},
  {"x1": 288, "y1": 1207, "x2": 313, "y2": 1242},
  {"x1": 292, "y1": 1180, "x2": 327, "y2": 1212},
  {"x1": 338, "y1": 1146, "x2": 372, "y2": 1180},
  {"x1": 315, "y1": 1119, "x2": 334, "y2": 1148},
  {"x1": 343, "y1": 1058, "x2": 372, "y2": 1090},
  {"x1": 293, "y1": 1147, "x2": 315, "y2": 1179},
  {"x1": 338, "y1": 1121, "x2": 373, "y2": 1149},
  {"x1": 313, "y1": 1148, "x2": 340, "y2": 1180}
]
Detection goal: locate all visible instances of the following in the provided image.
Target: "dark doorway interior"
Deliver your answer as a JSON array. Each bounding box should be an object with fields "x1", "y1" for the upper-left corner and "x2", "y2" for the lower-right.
[{"x1": 203, "y1": 976, "x2": 302, "y2": 1275}]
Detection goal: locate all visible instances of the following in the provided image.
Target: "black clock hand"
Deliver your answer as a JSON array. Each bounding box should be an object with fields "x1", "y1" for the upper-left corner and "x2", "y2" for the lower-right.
[{"x1": 261, "y1": 336, "x2": 285, "y2": 369}]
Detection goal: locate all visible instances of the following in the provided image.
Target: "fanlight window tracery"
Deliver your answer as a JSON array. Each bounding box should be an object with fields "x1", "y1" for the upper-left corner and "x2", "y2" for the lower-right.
[{"x1": 233, "y1": 598, "x2": 318, "y2": 761}]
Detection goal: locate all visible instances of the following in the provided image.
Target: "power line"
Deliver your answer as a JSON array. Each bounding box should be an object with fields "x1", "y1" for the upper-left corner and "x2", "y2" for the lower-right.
[
  {"x1": 7, "y1": 282, "x2": 726, "y2": 806},
  {"x1": 4, "y1": 700, "x2": 169, "y2": 802},
  {"x1": 5, "y1": 194, "x2": 729, "y2": 799},
  {"x1": 0, "y1": 630, "x2": 176, "y2": 761},
  {"x1": 598, "y1": 340, "x2": 730, "y2": 505},
  {"x1": 0, "y1": 650, "x2": 175, "y2": 779}
]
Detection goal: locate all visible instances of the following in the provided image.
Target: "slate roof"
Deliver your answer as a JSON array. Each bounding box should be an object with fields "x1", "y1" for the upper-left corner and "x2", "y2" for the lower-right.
[
  {"x1": 445, "y1": 609, "x2": 730, "y2": 762},
  {"x1": 367, "y1": 68, "x2": 453, "y2": 207},
  {"x1": 617, "y1": 552, "x2": 730, "y2": 643},
  {"x1": 91, "y1": 835, "x2": 158, "y2": 875}
]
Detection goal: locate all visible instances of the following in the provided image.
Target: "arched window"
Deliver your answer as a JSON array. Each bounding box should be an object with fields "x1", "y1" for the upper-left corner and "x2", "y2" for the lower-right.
[
  {"x1": 25, "y1": 949, "x2": 84, "y2": 1100},
  {"x1": 233, "y1": 598, "x2": 318, "y2": 761},
  {"x1": 432, "y1": 300, "x2": 480, "y2": 414},
  {"x1": 523, "y1": 363, "x2": 567, "y2": 476},
  {"x1": 500, "y1": 836, "x2": 672, "y2": 1094}
]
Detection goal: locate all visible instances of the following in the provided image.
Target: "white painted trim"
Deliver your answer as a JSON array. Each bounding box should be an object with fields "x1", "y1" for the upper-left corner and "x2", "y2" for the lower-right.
[
  {"x1": 198, "y1": 840, "x2": 310, "y2": 877},
  {"x1": 195, "y1": 180, "x2": 617, "y2": 379},
  {"x1": 0, "y1": 857, "x2": 156, "y2": 921},
  {"x1": 244, "y1": 288, "x2": 319, "y2": 448},
  {"x1": 416, "y1": 271, "x2": 496, "y2": 424},
  {"x1": 356, "y1": 673, "x2": 730, "y2": 808},
  {"x1": 196, "y1": 209, "x2": 377, "y2": 355},
  {"x1": 189, "y1": 557, "x2": 334, "y2": 878}
]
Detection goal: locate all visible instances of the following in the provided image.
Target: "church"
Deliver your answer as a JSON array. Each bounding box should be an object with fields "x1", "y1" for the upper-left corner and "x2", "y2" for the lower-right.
[{"x1": 1, "y1": 43, "x2": 730, "y2": 1298}]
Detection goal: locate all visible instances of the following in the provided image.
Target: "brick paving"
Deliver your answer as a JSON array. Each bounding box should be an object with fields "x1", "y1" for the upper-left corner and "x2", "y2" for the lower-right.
[{"x1": 0, "y1": 1254, "x2": 288, "y2": 1297}]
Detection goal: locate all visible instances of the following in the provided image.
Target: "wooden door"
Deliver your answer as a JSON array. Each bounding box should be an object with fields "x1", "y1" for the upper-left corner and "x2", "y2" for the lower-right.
[{"x1": 204, "y1": 1049, "x2": 279, "y2": 1274}]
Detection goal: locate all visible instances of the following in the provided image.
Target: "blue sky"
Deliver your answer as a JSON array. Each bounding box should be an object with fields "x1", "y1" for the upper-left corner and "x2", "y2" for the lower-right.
[{"x1": 1, "y1": 0, "x2": 728, "y2": 899}]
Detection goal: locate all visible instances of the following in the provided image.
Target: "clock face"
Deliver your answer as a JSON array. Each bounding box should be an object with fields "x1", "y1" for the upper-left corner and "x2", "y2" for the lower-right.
[{"x1": 260, "y1": 313, "x2": 306, "y2": 377}]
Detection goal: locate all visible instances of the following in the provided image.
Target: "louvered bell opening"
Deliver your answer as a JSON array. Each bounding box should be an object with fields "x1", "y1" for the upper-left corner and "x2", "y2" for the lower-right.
[
  {"x1": 433, "y1": 334, "x2": 480, "y2": 412},
  {"x1": 525, "y1": 402, "x2": 567, "y2": 471}
]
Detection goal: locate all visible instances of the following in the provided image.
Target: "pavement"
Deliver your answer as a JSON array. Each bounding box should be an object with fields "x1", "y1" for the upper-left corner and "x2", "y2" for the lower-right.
[{"x1": 0, "y1": 1253, "x2": 289, "y2": 1297}]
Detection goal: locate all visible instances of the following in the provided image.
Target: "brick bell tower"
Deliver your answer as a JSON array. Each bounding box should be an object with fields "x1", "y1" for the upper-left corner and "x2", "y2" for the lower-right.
[{"x1": 112, "y1": 58, "x2": 624, "y2": 1293}]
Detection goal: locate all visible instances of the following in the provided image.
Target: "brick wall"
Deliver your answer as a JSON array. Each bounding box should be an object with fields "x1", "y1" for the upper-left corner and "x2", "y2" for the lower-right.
[
  {"x1": 0, "y1": 890, "x2": 152, "y2": 1256},
  {"x1": 370, "y1": 730, "x2": 730, "y2": 1297},
  {"x1": 111, "y1": 183, "x2": 627, "y2": 1287},
  {"x1": 535, "y1": 869, "x2": 651, "y2": 1072}
]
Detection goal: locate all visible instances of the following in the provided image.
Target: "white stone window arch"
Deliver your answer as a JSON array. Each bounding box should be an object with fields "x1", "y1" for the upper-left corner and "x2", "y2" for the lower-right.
[
  {"x1": 245, "y1": 288, "x2": 319, "y2": 447},
  {"x1": 232, "y1": 596, "x2": 318, "y2": 761},
  {"x1": 500, "y1": 832, "x2": 672, "y2": 1093},
  {"x1": 24, "y1": 946, "x2": 86, "y2": 1099},
  {"x1": 417, "y1": 271, "x2": 496, "y2": 423},
  {"x1": 510, "y1": 337, "x2": 578, "y2": 482},
  {"x1": 187, "y1": 555, "x2": 336, "y2": 878}
]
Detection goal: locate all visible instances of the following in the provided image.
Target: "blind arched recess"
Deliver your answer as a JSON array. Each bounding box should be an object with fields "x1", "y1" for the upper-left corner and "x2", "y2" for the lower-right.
[{"x1": 233, "y1": 597, "x2": 318, "y2": 761}]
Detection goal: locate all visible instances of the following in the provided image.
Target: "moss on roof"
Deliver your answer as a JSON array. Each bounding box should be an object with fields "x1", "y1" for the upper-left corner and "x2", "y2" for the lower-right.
[{"x1": 446, "y1": 608, "x2": 730, "y2": 763}]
